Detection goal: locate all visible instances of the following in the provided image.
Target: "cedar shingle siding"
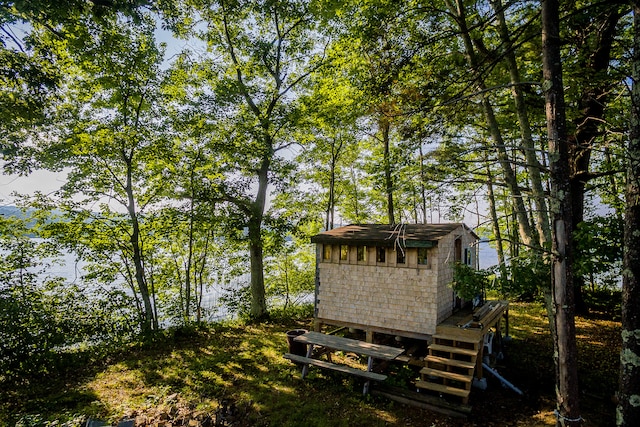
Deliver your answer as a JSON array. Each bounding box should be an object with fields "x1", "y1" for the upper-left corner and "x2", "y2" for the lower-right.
[{"x1": 312, "y1": 224, "x2": 478, "y2": 337}]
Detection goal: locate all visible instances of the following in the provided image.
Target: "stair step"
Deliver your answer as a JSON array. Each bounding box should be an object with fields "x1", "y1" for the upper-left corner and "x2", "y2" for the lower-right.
[
  {"x1": 425, "y1": 355, "x2": 476, "y2": 370},
  {"x1": 429, "y1": 344, "x2": 478, "y2": 357},
  {"x1": 433, "y1": 334, "x2": 481, "y2": 345},
  {"x1": 415, "y1": 380, "x2": 471, "y2": 398},
  {"x1": 420, "y1": 367, "x2": 473, "y2": 383}
]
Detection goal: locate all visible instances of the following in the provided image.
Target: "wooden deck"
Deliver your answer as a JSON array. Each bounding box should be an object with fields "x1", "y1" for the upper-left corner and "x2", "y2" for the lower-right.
[{"x1": 437, "y1": 299, "x2": 509, "y2": 338}]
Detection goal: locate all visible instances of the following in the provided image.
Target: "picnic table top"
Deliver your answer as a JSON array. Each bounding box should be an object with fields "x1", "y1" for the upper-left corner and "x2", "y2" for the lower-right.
[{"x1": 294, "y1": 331, "x2": 405, "y2": 360}]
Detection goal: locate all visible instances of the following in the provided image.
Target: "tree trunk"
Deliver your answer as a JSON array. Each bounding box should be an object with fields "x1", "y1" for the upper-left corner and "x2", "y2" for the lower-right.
[
  {"x1": 568, "y1": 6, "x2": 624, "y2": 315},
  {"x1": 350, "y1": 165, "x2": 362, "y2": 221},
  {"x1": 419, "y1": 144, "x2": 428, "y2": 224},
  {"x1": 248, "y1": 221, "x2": 267, "y2": 319},
  {"x1": 185, "y1": 192, "x2": 195, "y2": 322},
  {"x1": 125, "y1": 155, "x2": 155, "y2": 333},
  {"x1": 617, "y1": 5, "x2": 640, "y2": 425},
  {"x1": 486, "y1": 163, "x2": 508, "y2": 293},
  {"x1": 325, "y1": 137, "x2": 342, "y2": 230},
  {"x1": 541, "y1": 0, "x2": 581, "y2": 425},
  {"x1": 248, "y1": 154, "x2": 270, "y2": 320},
  {"x1": 195, "y1": 230, "x2": 211, "y2": 324},
  {"x1": 326, "y1": 161, "x2": 335, "y2": 230}
]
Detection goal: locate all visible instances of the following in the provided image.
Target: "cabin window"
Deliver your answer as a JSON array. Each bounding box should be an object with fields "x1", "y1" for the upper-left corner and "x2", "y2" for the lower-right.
[
  {"x1": 418, "y1": 247, "x2": 429, "y2": 265},
  {"x1": 340, "y1": 245, "x2": 348, "y2": 261},
  {"x1": 376, "y1": 247, "x2": 386, "y2": 263},
  {"x1": 323, "y1": 245, "x2": 331, "y2": 261},
  {"x1": 396, "y1": 249, "x2": 406, "y2": 264},
  {"x1": 357, "y1": 245, "x2": 367, "y2": 262}
]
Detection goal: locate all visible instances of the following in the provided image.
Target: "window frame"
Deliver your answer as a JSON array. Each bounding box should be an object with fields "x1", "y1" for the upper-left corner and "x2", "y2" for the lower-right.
[
  {"x1": 357, "y1": 245, "x2": 367, "y2": 262},
  {"x1": 323, "y1": 244, "x2": 331, "y2": 261},
  {"x1": 340, "y1": 244, "x2": 349, "y2": 261},
  {"x1": 417, "y1": 247, "x2": 429, "y2": 266}
]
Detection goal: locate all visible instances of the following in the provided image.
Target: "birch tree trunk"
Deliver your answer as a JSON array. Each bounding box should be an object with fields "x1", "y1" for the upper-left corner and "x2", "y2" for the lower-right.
[
  {"x1": 541, "y1": 0, "x2": 581, "y2": 425},
  {"x1": 617, "y1": 4, "x2": 640, "y2": 425}
]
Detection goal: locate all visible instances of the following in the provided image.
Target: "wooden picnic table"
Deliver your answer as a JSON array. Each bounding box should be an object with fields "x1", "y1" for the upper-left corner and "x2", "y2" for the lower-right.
[{"x1": 284, "y1": 331, "x2": 405, "y2": 395}]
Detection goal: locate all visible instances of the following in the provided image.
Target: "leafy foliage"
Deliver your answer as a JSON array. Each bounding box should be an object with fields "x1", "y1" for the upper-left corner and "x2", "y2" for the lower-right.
[
  {"x1": 450, "y1": 262, "x2": 490, "y2": 302},
  {"x1": 0, "y1": 214, "x2": 138, "y2": 380},
  {"x1": 0, "y1": 2, "x2": 635, "y2": 421},
  {"x1": 489, "y1": 255, "x2": 551, "y2": 302},
  {"x1": 573, "y1": 214, "x2": 623, "y2": 289}
]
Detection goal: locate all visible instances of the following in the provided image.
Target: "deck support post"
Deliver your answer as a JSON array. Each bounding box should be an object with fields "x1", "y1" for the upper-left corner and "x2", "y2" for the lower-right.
[
  {"x1": 476, "y1": 340, "x2": 484, "y2": 380},
  {"x1": 504, "y1": 307, "x2": 509, "y2": 337}
]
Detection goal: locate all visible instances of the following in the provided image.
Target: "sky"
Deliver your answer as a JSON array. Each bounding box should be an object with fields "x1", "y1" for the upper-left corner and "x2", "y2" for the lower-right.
[{"x1": 0, "y1": 169, "x2": 68, "y2": 207}]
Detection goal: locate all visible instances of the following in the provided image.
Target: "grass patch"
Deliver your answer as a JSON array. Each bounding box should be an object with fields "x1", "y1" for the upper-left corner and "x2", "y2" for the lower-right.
[{"x1": 0, "y1": 302, "x2": 621, "y2": 426}]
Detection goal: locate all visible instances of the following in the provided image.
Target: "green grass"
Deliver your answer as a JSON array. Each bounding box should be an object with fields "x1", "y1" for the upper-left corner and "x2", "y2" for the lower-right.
[{"x1": 0, "y1": 303, "x2": 622, "y2": 427}]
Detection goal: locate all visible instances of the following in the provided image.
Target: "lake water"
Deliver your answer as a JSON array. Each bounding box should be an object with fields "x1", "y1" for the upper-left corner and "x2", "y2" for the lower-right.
[
  {"x1": 478, "y1": 239, "x2": 499, "y2": 269},
  {"x1": 28, "y1": 245, "x2": 235, "y2": 322}
]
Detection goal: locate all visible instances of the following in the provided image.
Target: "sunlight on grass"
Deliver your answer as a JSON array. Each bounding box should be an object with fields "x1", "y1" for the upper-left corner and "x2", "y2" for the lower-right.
[
  {"x1": 86, "y1": 367, "x2": 157, "y2": 416},
  {"x1": 198, "y1": 370, "x2": 233, "y2": 388},
  {"x1": 508, "y1": 304, "x2": 550, "y2": 339},
  {"x1": 0, "y1": 304, "x2": 622, "y2": 426},
  {"x1": 532, "y1": 410, "x2": 556, "y2": 425}
]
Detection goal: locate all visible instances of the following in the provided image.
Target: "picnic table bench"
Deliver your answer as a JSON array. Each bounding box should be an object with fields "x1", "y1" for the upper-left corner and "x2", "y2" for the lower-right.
[{"x1": 283, "y1": 331, "x2": 405, "y2": 395}]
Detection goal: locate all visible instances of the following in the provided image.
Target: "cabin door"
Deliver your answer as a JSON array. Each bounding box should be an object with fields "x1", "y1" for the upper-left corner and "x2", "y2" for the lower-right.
[
  {"x1": 454, "y1": 238, "x2": 462, "y2": 263},
  {"x1": 454, "y1": 238, "x2": 462, "y2": 310}
]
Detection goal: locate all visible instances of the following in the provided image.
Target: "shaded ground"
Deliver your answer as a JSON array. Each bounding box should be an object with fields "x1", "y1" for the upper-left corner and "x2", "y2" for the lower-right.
[{"x1": 0, "y1": 303, "x2": 621, "y2": 426}]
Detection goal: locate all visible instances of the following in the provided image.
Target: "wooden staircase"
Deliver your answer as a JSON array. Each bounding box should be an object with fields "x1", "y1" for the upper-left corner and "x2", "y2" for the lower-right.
[{"x1": 415, "y1": 333, "x2": 481, "y2": 405}]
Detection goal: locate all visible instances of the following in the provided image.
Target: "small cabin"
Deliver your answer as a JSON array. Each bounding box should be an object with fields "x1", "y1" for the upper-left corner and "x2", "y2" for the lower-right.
[{"x1": 310, "y1": 223, "x2": 479, "y2": 339}]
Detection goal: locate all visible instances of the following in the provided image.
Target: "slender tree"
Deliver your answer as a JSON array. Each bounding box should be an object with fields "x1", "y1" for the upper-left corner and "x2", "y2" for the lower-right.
[
  {"x1": 444, "y1": 0, "x2": 537, "y2": 248},
  {"x1": 541, "y1": 0, "x2": 581, "y2": 424},
  {"x1": 174, "y1": 0, "x2": 324, "y2": 319},
  {"x1": 33, "y1": 14, "x2": 168, "y2": 333},
  {"x1": 490, "y1": 0, "x2": 551, "y2": 248}
]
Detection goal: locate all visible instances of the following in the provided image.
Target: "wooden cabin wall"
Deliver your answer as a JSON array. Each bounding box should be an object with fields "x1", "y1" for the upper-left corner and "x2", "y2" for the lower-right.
[{"x1": 315, "y1": 245, "x2": 440, "y2": 336}]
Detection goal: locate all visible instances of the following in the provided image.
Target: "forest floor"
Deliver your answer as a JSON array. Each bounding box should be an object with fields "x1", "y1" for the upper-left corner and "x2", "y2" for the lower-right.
[{"x1": 1, "y1": 302, "x2": 621, "y2": 427}]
